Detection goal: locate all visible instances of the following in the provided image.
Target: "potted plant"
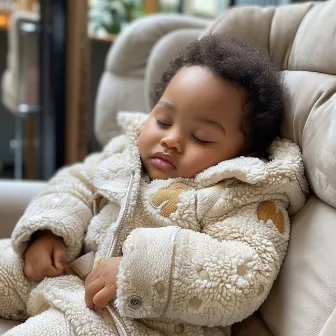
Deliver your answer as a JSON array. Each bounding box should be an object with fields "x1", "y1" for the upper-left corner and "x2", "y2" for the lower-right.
[{"x1": 89, "y1": 0, "x2": 143, "y2": 36}]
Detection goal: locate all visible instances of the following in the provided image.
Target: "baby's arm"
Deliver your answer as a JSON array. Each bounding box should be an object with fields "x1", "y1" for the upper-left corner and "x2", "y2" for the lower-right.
[
  {"x1": 115, "y1": 201, "x2": 289, "y2": 327},
  {"x1": 11, "y1": 135, "x2": 127, "y2": 265}
]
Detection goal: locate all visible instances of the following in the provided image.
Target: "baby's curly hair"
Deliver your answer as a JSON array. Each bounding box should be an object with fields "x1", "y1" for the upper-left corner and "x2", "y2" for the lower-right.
[{"x1": 153, "y1": 34, "x2": 284, "y2": 157}]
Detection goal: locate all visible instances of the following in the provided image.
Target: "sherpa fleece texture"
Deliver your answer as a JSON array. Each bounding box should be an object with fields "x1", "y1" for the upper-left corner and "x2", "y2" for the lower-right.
[{"x1": 1, "y1": 112, "x2": 308, "y2": 335}]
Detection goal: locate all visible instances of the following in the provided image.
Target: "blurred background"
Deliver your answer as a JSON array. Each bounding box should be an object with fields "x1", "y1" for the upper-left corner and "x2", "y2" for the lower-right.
[{"x1": 0, "y1": 0, "x2": 307, "y2": 181}]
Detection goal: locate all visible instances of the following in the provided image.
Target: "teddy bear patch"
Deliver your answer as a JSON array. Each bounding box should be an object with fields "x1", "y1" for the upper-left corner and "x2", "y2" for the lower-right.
[
  {"x1": 152, "y1": 183, "x2": 190, "y2": 217},
  {"x1": 257, "y1": 201, "x2": 284, "y2": 233}
]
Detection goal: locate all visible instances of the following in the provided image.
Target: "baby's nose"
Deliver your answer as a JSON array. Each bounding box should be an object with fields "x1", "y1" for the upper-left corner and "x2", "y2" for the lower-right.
[{"x1": 160, "y1": 134, "x2": 182, "y2": 152}]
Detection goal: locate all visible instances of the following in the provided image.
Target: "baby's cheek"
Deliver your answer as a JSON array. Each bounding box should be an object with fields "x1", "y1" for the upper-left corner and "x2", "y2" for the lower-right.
[{"x1": 180, "y1": 154, "x2": 208, "y2": 177}]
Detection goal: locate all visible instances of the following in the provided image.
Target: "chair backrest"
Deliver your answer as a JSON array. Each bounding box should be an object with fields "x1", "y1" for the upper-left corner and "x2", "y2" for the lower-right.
[
  {"x1": 200, "y1": 2, "x2": 336, "y2": 210},
  {"x1": 94, "y1": 14, "x2": 210, "y2": 145},
  {"x1": 95, "y1": 3, "x2": 336, "y2": 334}
]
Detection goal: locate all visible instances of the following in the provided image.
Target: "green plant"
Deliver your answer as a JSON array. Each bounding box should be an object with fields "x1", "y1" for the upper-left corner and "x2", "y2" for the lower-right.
[{"x1": 89, "y1": 0, "x2": 143, "y2": 35}]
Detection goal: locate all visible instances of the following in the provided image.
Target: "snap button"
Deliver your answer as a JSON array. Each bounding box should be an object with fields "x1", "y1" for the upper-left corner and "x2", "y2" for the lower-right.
[{"x1": 128, "y1": 296, "x2": 142, "y2": 308}]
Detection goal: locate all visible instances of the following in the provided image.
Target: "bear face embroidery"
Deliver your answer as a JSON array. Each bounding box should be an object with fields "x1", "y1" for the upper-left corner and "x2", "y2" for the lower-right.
[
  {"x1": 152, "y1": 183, "x2": 190, "y2": 217},
  {"x1": 257, "y1": 201, "x2": 285, "y2": 233}
]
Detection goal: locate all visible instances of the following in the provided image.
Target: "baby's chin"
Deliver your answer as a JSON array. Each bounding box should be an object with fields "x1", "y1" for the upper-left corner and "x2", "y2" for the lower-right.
[
  {"x1": 146, "y1": 169, "x2": 178, "y2": 181},
  {"x1": 145, "y1": 167, "x2": 200, "y2": 181}
]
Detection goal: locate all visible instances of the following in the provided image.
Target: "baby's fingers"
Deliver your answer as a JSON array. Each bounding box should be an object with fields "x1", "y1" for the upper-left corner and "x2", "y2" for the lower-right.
[
  {"x1": 85, "y1": 278, "x2": 105, "y2": 310},
  {"x1": 85, "y1": 265, "x2": 101, "y2": 288},
  {"x1": 92, "y1": 285, "x2": 116, "y2": 309}
]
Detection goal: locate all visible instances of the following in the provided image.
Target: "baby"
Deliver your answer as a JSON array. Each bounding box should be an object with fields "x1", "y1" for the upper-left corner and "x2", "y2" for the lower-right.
[{"x1": 0, "y1": 35, "x2": 307, "y2": 336}]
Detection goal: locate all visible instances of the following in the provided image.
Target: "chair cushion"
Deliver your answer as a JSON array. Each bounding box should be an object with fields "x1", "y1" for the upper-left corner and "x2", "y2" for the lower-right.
[
  {"x1": 232, "y1": 312, "x2": 273, "y2": 336},
  {"x1": 281, "y1": 71, "x2": 336, "y2": 209},
  {"x1": 260, "y1": 195, "x2": 336, "y2": 336}
]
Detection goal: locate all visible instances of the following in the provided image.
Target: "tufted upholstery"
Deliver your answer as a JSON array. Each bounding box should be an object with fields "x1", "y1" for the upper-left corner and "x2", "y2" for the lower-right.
[{"x1": 200, "y1": 2, "x2": 336, "y2": 212}]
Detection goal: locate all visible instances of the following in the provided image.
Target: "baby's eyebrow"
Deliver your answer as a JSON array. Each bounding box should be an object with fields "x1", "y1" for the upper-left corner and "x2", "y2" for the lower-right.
[
  {"x1": 196, "y1": 117, "x2": 226, "y2": 134},
  {"x1": 157, "y1": 101, "x2": 225, "y2": 134},
  {"x1": 157, "y1": 101, "x2": 176, "y2": 112}
]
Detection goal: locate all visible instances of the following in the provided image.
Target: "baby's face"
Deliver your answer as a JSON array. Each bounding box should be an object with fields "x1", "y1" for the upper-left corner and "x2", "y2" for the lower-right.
[{"x1": 138, "y1": 66, "x2": 246, "y2": 180}]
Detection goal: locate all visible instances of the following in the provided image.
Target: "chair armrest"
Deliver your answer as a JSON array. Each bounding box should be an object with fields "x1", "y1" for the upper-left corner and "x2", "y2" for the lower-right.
[{"x1": 0, "y1": 179, "x2": 46, "y2": 238}]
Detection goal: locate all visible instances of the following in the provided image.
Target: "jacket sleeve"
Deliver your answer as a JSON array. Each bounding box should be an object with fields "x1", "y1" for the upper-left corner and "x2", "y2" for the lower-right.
[
  {"x1": 116, "y1": 199, "x2": 290, "y2": 327},
  {"x1": 11, "y1": 135, "x2": 127, "y2": 261}
]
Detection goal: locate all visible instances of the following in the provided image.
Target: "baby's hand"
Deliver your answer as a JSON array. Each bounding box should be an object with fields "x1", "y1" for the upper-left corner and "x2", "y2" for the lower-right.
[
  {"x1": 84, "y1": 257, "x2": 121, "y2": 310},
  {"x1": 24, "y1": 230, "x2": 68, "y2": 282}
]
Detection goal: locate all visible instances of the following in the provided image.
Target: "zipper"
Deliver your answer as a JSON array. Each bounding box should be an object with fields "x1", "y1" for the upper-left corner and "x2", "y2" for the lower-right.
[
  {"x1": 105, "y1": 172, "x2": 135, "y2": 259},
  {"x1": 104, "y1": 172, "x2": 135, "y2": 336},
  {"x1": 106, "y1": 305, "x2": 130, "y2": 336}
]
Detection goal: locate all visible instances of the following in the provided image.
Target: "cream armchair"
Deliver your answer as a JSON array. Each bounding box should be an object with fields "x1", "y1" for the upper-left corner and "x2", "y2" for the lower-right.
[{"x1": 1, "y1": 2, "x2": 336, "y2": 335}]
